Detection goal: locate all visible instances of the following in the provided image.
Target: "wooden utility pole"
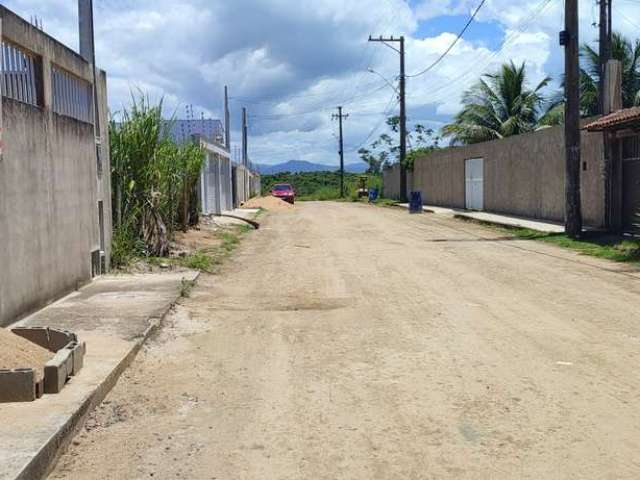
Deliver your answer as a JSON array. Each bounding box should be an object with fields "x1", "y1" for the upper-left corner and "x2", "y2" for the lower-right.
[
  {"x1": 242, "y1": 107, "x2": 248, "y2": 167},
  {"x1": 562, "y1": 0, "x2": 583, "y2": 238},
  {"x1": 78, "y1": 0, "x2": 102, "y2": 176},
  {"x1": 224, "y1": 86, "x2": 231, "y2": 150},
  {"x1": 368, "y1": 35, "x2": 407, "y2": 202},
  {"x1": 599, "y1": 0, "x2": 613, "y2": 114},
  {"x1": 332, "y1": 106, "x2": 349, "y2": 197}
]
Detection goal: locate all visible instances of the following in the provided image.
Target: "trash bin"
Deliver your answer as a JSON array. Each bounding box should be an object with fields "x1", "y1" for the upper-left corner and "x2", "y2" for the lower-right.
[
  {"x1": 368, "y1": 188, "x2": 379, "y2": 203},
  {"x1": 409, "y1": 191, "x2": 423, "y2": 214}
]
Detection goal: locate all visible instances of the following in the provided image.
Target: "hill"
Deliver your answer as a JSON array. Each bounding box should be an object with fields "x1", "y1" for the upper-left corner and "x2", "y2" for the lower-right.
[{"x1": 255, "y1": 160, "x2": 368, "y2": 175}]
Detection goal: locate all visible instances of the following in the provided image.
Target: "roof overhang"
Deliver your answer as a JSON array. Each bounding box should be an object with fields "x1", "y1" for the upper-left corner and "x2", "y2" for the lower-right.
[{"x1": 583, "y1": 107, "x2": 640, "y2": 132}]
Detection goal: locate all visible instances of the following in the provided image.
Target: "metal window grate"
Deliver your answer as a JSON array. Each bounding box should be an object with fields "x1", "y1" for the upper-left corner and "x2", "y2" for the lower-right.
[
  {"x1": 0, "y1": 41, "x2": 39, "y2": 106},
  {"x1": 52, "y1": 65, "x2": 93, "y2": 123}
]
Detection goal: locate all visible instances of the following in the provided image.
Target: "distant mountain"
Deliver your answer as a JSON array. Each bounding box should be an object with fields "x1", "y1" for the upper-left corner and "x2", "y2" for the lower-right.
[{"x1": 255, "y1": 160, "x2": 368, "y2": 175}]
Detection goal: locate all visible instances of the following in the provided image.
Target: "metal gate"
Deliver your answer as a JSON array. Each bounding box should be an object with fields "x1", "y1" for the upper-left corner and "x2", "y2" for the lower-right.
[
  {"x1": 465, "y1": 158, "x2": 484, "y2": 210},
  {"x1": 622, "y1": 136, "x2": 640, "y2": 231}
]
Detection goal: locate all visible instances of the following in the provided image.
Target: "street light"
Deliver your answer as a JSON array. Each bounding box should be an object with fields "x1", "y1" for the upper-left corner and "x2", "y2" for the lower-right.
[{"x1": 367, "y1": 68, "x2": 399, "y2": 94}]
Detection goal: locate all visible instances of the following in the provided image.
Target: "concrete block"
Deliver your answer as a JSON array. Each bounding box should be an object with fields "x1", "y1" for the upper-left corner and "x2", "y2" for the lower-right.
[
  {"x1": 35, "y1": 377, "x2": 44, "y2": 398},
  {"x1": 69, "y1": 342, "x2": 85, "y2": 376},
  {"x1": 48, "y1": 329, "x2": 77, "y2": 352},
  {"x1": 44, "y1": 349, "x2": 71, "y2": 394},
  {"x1": 10, "y1": 327, "x2": 51, "y2": 351},
  {"x1": 0, "y1": 368, "x2": 37, "y2": 403}
]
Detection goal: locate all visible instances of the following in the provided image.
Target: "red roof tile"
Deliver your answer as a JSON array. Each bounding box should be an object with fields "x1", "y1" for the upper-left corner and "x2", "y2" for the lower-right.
[{"x1": 584, "y1": 106, "x2": 640, "y2": 131}]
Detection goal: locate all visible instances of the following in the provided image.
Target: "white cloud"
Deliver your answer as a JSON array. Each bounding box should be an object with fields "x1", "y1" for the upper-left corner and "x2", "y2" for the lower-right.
[{"x1": 1, "y1": 0, "x2": 638, "y2": 165}]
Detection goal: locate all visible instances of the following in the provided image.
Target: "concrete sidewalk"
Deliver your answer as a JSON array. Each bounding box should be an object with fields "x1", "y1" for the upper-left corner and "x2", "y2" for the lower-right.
[
  {"x1": 399, "y1": 203, "x2": 565, "y2": 233},
  {"x1": 0, "y1": 272, "x2": 197, "y2": 480}
]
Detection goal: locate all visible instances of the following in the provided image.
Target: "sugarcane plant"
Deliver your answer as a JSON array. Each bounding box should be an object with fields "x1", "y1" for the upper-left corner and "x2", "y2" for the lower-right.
[{"x1": 110, "y1": 94, "x2": 205, "y2": 266}]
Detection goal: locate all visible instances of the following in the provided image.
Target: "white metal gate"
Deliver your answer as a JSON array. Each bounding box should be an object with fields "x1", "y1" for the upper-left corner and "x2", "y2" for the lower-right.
[{"x1": 465, "y1": 158, "x2": 484, "y2": 210}]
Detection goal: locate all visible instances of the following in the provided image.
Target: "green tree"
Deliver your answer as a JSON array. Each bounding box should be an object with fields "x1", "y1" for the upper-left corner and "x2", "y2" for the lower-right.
[
  {"x1": 358, "y1": 116, "x2": 440, "y2": 171},
  {"x1": 442, "y1": 61, "x2": 551, "y2": 145},
  {"x1": 580, "y1": 32, "x2": 640, "y2": 116}
]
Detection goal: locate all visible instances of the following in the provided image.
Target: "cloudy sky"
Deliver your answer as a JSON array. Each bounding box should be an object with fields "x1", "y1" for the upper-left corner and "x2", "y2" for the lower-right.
[{"x1": 2, "y1": 0, "x2": 639, "y2": 165}]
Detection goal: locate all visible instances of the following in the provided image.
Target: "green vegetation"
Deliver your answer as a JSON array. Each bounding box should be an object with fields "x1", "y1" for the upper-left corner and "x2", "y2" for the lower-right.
[
  {"x1": 442, "y1": 62, "x2": 554, "y2": 145},
  {"x1": 180, "y1": 250, "x2": 215, "y2": 272},
  {"x1": 261, "y1": 171, "x2": 382, "y2": 201},
  {"x1": 463, "y1": 218, "x2": 640, "y2": 264},
  {"x1": 179, "y1": 278, "x2": 196, "y2": 298},
  {"x1": 440, "y1": 33, "x2": 640, "y2": 145},
  {"x1": 581, "y1": 32, "x2": 640, "y2": 117},
  {"x1": 358, "y1": 116, "x2": 441, "y2": 171},
  {"x1": 136, "y1": 224, "x2": 253, "y2": 275},
  {"x1": 177, "y1": 224, "x2": 252, "y2": 273},
  {"x1": 110, "y1": 94, "x2": 205, "y2": 268}
]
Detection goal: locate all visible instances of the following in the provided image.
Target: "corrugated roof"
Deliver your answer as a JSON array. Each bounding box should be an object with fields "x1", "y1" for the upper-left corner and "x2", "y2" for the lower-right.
[{"x1": 583, "y1": 106, "x2": 640, "y2": 131}]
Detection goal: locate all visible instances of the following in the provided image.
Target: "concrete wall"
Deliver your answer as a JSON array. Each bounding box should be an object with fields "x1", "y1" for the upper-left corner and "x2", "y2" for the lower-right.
[
  {"x1": 408, "y1": 124, "x2": 605, "y2": 226},
  {"x1": 200, "y1": 141, "x2": 233, "y2": 215},
  {"x1": 233, "y1": 163, "x2": 260, "y2": 207},
  {"x1": 382, "y1": 163, "x2": 412, "y2": 200},
  {"x1": 0, "y1": 7, "x2": 111, "y2": 326}
]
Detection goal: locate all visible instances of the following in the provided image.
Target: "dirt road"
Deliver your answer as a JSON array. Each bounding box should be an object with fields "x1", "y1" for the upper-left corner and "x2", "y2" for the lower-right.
[{"x1": 50, "y1": 202, "x2": 640, "y2": 479}]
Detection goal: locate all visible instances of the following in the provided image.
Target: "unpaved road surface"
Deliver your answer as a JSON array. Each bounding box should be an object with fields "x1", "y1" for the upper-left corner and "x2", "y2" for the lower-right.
[{"x1": 50, "y1": 202, "x2": 640, "y2": 479}]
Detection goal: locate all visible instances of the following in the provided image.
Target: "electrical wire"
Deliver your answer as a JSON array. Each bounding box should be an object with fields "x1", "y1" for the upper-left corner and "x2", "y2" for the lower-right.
[
  {"x1": 407, "y1": 0, "x2": 556, "y2": 105},
  {"x1": 407, "y1": 0, "x2": 487, "y2": 78},
  {"x1": 346, "y1": 92, "x2": 399, "y2": 153}
]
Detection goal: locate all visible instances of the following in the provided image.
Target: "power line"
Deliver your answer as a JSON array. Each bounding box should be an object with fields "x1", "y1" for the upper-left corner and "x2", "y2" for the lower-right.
[
  {"x1": 347, "y1": 92, "x2": 399, "y2": 153},
  {"x1": 407, "y1": 0, "x2": 487, "y2": 78},
  {"x1": 407, "y1": 0, "x2": 556, "y2": 105}
]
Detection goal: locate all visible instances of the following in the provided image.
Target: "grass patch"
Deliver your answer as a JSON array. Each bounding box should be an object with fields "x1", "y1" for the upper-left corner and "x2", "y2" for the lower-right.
[
  {"x1": 180, "y1": 278, "x2": 196, "y2": 298},
  {"x1": 374, "y1": 197, "x2": 401, "y2": 207},
  {"x1": 178, "y1": 224, "x2": 252, "y2": 272},
  {"x1": 539, "y1": 233, "x2": 640, "y2": 263},
  {"x1": 180, "y1": 250, "x2": 215, "y2": 272},
  {"x1": 115, "y1": 224, "x2": 253, "y2": 273},
  {"x1": 463, "y1": 218, "x2": 640, "y2": 264}
]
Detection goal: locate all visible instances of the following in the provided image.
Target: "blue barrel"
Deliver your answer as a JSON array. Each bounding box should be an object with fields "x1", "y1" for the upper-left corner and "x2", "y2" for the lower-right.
[
  {"x1": 368, "y1": 188, "x2": 379, "y2": 203},
  {"x1": 409, "y1": 191, "x2": 423, "y2": 213}
]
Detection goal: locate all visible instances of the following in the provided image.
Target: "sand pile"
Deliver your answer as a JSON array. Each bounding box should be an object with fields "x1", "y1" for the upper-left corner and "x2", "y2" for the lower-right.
[
  {"x1": 241, "y1": 196, "x2": 294, "y2": 211},
  {"x1": 0, "y1": 328, "x2": 52, "y2": 380}
]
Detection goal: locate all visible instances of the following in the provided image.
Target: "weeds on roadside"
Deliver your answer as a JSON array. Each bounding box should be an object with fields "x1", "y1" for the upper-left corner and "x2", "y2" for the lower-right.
[
  {"x1": 179, "y1": 278, "x2": 196, "y2": 298},
  {"x1": 461, "y1": 218, "x2": 640, "y2": 264},
  {"x1": 180, "y1": 251, "x2": 215, "y2": 272}
]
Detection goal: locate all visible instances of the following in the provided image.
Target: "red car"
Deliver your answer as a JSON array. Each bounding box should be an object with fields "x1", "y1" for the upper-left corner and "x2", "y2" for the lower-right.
[{"x1": 271, "y1": 183, "x2": 295, "y2": 204}]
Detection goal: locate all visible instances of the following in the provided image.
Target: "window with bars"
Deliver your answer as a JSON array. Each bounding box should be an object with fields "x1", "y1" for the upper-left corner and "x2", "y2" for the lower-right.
[
  {"x1": 1, "y1": 40, "x2": 40, "y2": 106},
  {"x1": 51, "y1": 65, "x2": 93, "y2": 124}
]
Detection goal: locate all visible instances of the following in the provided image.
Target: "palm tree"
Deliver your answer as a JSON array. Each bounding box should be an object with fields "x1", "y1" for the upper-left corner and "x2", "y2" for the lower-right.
[
  {"x1": 442, "y1": 62, "x2": 551, "y2": 145},
  {"x1": 580, "y1": 32, "x2": 640, "y2": 116}
]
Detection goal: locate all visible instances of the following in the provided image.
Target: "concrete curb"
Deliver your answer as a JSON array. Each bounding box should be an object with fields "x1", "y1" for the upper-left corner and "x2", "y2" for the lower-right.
[
  {"x1": 13, "y1": 271, "x2": 200, "y2": 480},
  {"x1": 452, "y1": 213, "x2": 562, "y2": 233}
]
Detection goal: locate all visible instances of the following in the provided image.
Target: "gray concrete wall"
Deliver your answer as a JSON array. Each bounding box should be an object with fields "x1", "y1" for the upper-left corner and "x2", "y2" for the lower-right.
[
  {"x1": 0, "y1": 7, "x2": 111, "y2": 326},
  {"x1": 232, "y1": 163, "x2": 260, "y2": 207},
  {"x1": 381, "y1": 163, "x2": 412, "y2": 200},
  {"x1": 409, "y1": 124, "x2": 605, "y2": 226}
]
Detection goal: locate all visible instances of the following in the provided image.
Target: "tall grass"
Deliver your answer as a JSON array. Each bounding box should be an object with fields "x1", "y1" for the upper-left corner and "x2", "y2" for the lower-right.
[{"x1": 110, "y1": 94, "x2": 205, "y2": 267}]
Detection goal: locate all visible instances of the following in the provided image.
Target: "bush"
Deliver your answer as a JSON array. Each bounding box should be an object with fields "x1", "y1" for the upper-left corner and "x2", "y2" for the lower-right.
[{"x1": 110, "y1": 94, "x2": 205, "y2": 265}]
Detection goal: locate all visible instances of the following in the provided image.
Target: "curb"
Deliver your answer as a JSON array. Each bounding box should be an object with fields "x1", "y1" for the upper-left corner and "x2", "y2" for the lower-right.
[
  {"x1": 14, "y1": 271, "x2": 200, "y2": 480},
  {"x1": 452, "y1": 213, "x2": 562, "y2": 233}
]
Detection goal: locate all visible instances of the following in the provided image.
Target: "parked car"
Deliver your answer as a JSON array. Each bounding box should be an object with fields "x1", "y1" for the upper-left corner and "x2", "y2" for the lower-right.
[{"x1": 271, "y1": 183, "x2": 295, "y2": 204}]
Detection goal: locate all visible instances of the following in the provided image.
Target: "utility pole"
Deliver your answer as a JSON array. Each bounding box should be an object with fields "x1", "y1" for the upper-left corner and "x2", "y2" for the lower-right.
[
  {"x1": 561, "y1": 0, "x2": 583, "y2": 238},
  {"x1": 332, "y1": 106, "x2": 349, "y2": 197},
  {"x1": 242, "y1": 107, "x2": 248, "y2": 167},
  {"x1": 599, "y1": 0, "x2": 613, "y2": 114},
  {"x1": 369, "y1": 35, "x2": 407, "y2": 202},
  {"x1": 78, "y1": 0, "x2": 102, "y2": 176},
  {"x1": 224, "y1": 86, "x2": 231, "y2": 150}
]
